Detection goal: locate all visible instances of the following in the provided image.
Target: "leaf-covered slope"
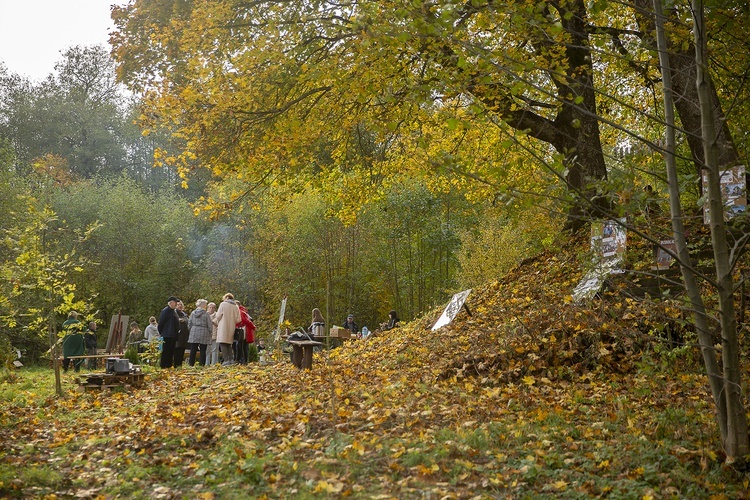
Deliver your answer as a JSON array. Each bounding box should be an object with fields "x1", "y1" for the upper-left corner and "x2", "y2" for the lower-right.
[{"x1": 2, "y1": 235, "x2": 747, "y2": 498}]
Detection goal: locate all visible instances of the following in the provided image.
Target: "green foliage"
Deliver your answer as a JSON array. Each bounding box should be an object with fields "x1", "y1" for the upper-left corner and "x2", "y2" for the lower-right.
[
  {"x1": 458, "y1": 206, "x2": 561, "y2": 288},
  {"x1": 51, "y1": 175, "x2": 197, "y2": 329},
  {"x1": 140, "y1": 340, "x2": 162, "y2": 366},
  {"x1": 124, "y1": 345, "x2": 140, "y2": 365},
  {"x1": 0, "y1": 186, "x2": 97, "y2": 359},
  {"x1": 247, "y1": 343, "x2": 258, "y2": 363}
]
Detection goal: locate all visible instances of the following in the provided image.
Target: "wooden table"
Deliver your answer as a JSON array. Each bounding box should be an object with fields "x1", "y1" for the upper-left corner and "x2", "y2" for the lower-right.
[{"x1": 287, "y1": 340, "x2": 323, "y2": 369}]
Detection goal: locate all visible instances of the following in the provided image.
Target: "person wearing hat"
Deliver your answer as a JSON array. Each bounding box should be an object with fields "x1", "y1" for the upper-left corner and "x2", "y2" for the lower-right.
[
  {"x1": 342, "y1": 314, "x2": 359, "y2": 335},
  {"x1": 158, "y1": 296, "x2": 181, "y2": 368}
]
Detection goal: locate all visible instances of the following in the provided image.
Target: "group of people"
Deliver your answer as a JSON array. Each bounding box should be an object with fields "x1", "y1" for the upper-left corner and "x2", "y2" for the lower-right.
[
  {"x1": 157, "y1": 293, "x2": 256, "y2": 368},
  {"x1": 306, "y1": 309, "x2": 400, "y2": 338},
  {"x1": 62, "y1": 299, "x2": 401, "y2": 373}
]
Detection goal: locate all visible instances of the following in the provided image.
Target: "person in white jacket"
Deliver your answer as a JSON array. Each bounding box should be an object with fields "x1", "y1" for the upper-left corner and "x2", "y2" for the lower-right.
[
  {"x1": 214, "y1": 293, "x2": 241, "y2": 366},
  {"x1": 144, "y1": 316, "x2": 160, "y2": 342}
]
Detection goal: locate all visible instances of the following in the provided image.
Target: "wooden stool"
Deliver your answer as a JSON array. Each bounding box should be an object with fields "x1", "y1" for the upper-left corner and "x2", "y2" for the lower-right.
[{"x1": 287, "y1": 340, "x2": 323, "y2": 369}]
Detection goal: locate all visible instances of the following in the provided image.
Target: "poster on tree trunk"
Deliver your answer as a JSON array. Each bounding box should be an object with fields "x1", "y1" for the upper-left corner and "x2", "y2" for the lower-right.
[
  {"x1": 590, "y1": 218, "x2": 627, "y2": 263},
  {"x1": 702, "y1": 165, "x2": 746, "y2": 224}
]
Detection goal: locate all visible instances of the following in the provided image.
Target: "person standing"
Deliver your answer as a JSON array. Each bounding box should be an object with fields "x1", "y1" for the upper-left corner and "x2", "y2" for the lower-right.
[
  {"x1": 188, "y1": 299, "x2": 213, "y2": 366},
  {"x1": 207, "y1": 302, "x2": 219, "y2": 366},
  {"x1": 61, "y1": 312, "x2": 84, "y2": 372},
  {"x1": 310, "y1": 308, "x2": 325, "y2": 337},
  {"x1": 144, "y1": 316, "x2": 159, "y2": 343},
  {"x1": 343, "y1": 314, "x2": 359, "y2": 335},
  {"x1": 214, "y1": 293, "x2": 240, "y2": 366},
  {"x1": 84, "y1": 322, "x2": 99, "y2": 370},
  {"x1": 158, "y1": 297, "x2": 180, "y2": 369},
  {"x1": 174, "y1": 300, "x2": 190, "y2": 367},
  {"x1": 235, "y1": 301, "x2": 254, "y2": 365},
  {"x1": 127, "y1": 321, "x2": 144, "y2": 352}
]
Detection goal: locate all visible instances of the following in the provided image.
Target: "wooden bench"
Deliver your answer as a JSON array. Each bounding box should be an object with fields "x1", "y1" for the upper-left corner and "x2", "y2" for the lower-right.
[{"x1": 287, "y1": 340, "x2": 323, "y2": 370}]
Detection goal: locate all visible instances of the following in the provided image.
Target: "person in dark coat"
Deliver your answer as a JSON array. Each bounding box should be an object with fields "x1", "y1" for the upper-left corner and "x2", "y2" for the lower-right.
[
  {"x1": 174, "y1": 300, "x2": 190, "y2": 367},
  {"x1": 343, "y1": 314, "x2": 359, "y2": 334},
  {"x1": 61, "y1": 312, "x2": 84, "y2": 373},
  {"x1": 158, "y1": 296, "x2": 180, "y2": 368},
  {"x1": 387, "y1": 310, "x2": 400, "y2": 330},
  {"x1": 84, "y1": 322, "x2": 99, "y2": 370}
]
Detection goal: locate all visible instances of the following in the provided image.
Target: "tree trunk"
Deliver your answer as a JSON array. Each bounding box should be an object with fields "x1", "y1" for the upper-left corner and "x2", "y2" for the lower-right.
[
  {"x1": 652, "y1": 0, "x2": 730, "y2": 451},
  {"x1": 690, "y1": 0, "x2": 748, "y2": 460},
  {"x1": 466, "y1": 0, "x2": 608, "y2": 230}
]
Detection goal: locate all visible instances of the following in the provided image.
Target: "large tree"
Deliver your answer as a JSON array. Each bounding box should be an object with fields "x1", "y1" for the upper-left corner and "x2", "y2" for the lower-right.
[
  {"x1": 111, "y1": 0, "x2": 612, "y2": 227},
  {"x1": 0, "y1": 46, "x2": 129, "y2": 179}
]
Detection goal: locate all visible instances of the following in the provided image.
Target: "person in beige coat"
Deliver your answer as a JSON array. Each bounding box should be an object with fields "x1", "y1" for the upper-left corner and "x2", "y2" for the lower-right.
[{"x1": 214, "y1": 293, "x2": 241, "y2": 366}]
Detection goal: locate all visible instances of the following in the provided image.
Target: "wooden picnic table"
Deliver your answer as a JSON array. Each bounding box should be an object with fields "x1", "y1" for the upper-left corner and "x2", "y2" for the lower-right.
[{"x1": 287, "y1": 340, "x2": 323, "y2": 370}]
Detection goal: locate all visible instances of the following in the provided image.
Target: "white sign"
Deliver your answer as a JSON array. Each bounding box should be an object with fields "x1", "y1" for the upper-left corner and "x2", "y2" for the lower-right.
[
  {"x1": 432, "y1": 289, "x2": 471, "y2": 331},
  {"x1": 572, "y1": 219, "x2": 627, "y2": 303},
  {"x1": 572, "y1": 261, "x2": 621, "y2": 303},
  {"x1": 274, "y1": 297, "x2": 287, "y2": 342},
  {"x1": 277, "y1": 297, "x2": 287, "y2": 329}
]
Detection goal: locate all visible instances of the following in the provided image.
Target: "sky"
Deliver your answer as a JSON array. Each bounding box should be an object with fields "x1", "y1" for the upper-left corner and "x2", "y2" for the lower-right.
[{"x1": 0, "y1": 0, "x2": 119, "y2": 82}]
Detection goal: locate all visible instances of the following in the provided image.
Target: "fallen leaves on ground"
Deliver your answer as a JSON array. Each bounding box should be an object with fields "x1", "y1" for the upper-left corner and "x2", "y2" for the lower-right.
[{"x1": 1, "y1": 239, "x2": 749, "y2": 498}]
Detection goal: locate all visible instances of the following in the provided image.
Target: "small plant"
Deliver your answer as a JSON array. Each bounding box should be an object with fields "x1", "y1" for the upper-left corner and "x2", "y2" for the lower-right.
[
  {"x1": 247, "y1": 343, "x2": 259, "y2": 363},
  {"x1": 0, "y1": 341, "x2": 20, "y2": 384},
  {"x1": 124, "y1": 345, "x2": 140, "y2": 365},
  {"x1": 140, "y1": 340, "x2": 161, "y2": 365}
]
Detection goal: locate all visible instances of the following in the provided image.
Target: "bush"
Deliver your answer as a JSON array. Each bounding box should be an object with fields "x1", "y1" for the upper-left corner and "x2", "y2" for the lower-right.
[
  {"x1": 124, "y1": 345, "x2": 140, "y2": 365},
  {"x1": 248, "y1": 343, "x2": 259, "y2": 363}
]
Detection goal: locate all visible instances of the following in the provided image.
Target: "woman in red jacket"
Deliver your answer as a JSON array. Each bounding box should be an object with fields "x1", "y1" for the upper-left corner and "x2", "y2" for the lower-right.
[{"x1": 236, "y1": 302, "x2": 255, "y2": 365}]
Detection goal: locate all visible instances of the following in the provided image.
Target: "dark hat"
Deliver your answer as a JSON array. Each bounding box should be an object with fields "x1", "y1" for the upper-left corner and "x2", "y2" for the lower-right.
[
  {"x1": 167, "y1": 296, "x2": 179, "y2": 303},
  {"x1": 347, "y1": 314, "x2": 354, "y2": 319}
]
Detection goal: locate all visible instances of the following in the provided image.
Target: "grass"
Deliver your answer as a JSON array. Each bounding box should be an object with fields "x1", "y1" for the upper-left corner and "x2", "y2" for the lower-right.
[{"x1": 2, "y1": 302, "x2": 750, "y2": 500}]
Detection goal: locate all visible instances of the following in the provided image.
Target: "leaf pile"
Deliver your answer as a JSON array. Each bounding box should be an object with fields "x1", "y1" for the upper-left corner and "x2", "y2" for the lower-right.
[{"x1": 2, "y1": 238, "x2": 749, "y2": 498}]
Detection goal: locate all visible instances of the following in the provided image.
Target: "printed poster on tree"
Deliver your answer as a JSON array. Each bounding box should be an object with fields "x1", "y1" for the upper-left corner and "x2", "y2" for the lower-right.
[{"x1": 702, "y1": 165, "x2": 747, "y2": 224}]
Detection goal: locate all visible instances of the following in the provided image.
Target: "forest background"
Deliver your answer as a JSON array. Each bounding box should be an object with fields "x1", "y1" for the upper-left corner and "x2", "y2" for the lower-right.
[
  {"x1": 0, "y1": 1, "x2": 750, "y2": 364},
  {"x1": 2, "y1": 0, "x2": 750, "y2": 361},
  {"x1": 0, "y1": 0, "x2": 749, "y2": 402},
  {"x1": 2, "y1": 0, "x2": 750, "y2": 495}
]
